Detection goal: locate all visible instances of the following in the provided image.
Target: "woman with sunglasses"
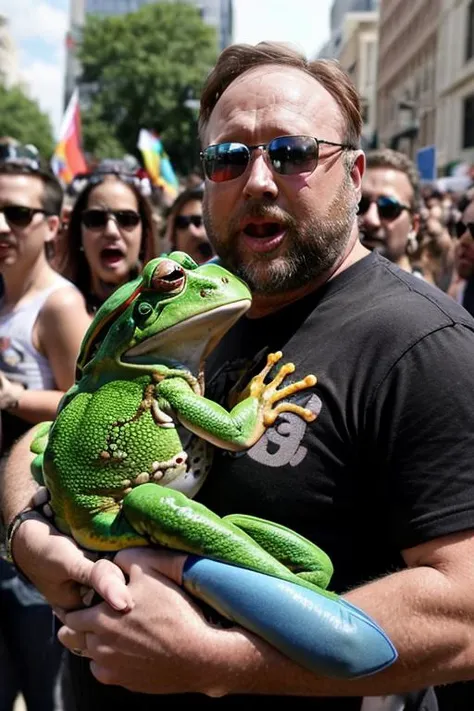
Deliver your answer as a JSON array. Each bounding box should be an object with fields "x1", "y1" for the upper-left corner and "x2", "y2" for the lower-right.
[
  {"x1": 163, "y1": 185, "x2": 214, "y2": 264},
  {"x1": 57, "y1": 173, "x2": 157, "y2": 313}
]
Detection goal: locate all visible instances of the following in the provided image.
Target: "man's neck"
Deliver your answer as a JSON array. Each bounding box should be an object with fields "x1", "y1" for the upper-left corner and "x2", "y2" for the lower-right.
[
  {"x1": 1, "y1": 255, "x2": 57, "y2": 307},
  {"x1": 396, "y1": 255, "x2": 413, "y2": 274}
]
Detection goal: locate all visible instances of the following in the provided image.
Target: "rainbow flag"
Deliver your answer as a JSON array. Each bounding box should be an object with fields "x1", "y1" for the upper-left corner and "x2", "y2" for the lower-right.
[
  {"x1": 51, "y1": 89, "x2": 87, "y2": 185},
  {"x1": 137, "y1": 128, "x2": 179, "y2": 199}
]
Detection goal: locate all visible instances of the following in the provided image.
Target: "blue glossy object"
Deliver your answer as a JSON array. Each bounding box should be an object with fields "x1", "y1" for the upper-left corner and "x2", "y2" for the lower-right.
[{"x1": 183, "y1": 556, "x2": 397, "y2": 678}]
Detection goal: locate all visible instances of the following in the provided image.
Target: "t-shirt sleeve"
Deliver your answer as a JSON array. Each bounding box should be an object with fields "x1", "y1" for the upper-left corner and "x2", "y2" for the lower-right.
[{"x1": 366, "y1": 322, "x2": 474, "y2": 550}]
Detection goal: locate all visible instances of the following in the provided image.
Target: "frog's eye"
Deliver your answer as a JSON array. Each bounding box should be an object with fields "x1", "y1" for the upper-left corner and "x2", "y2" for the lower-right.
[{"x1": 151, "y1": 260, "x2": 186, "y2": 293}]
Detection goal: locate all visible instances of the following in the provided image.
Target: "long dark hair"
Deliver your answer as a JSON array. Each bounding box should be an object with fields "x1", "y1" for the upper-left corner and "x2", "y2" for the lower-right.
[
  {"x1": 57, "y1": 174, "x2": 157, "y2": 308},
  {"x1": 163, "y1": 185, "x2": 204, "y2": 251}
]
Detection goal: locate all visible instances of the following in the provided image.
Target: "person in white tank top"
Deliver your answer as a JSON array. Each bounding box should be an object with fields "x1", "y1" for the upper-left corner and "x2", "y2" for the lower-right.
[
  {"x1": 0, "y1": 148, "x2": 91, "y2": 711},
  {"x1": 0, "y1": 156, "x2": 91, "y2": 454}
]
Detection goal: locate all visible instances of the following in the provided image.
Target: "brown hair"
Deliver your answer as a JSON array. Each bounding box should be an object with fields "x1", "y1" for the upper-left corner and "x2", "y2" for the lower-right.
[
  {"x1": 199, "y1": 42, "x2": 362, "y2": 148},
  {"x1": 0, "y1": 161, "x2": 63, "y2": 216},
  {"x1": 365, "y1": 148, "x2": 421, "y2": 211},
  {"x1": 163, "y1": 185, "x2": 204, "y2": 251},
  {"x1": 57, "y1": 175, "x2": 157, "y2": 310}
]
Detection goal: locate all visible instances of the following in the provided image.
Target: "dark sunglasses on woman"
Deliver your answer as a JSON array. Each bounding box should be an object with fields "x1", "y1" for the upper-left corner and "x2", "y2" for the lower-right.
[
  {"x1": 175, "y1": 215, "x2": 203, "y2": 229},
  {"x1": 358, "y1": 195, "x2": 411, "y2": 221},
  {"x1": 455, "y1": 221, "x2": 474, "y2": 238},
  {"x1": 200, "y1": 135, "x2": 355, "y2": 183},
  {"x1": 0, "y1": 205, "x2": 52, "y2": 228},
  {"x1": 81, "y1": 209, "x2": 141, "y2": 230}
]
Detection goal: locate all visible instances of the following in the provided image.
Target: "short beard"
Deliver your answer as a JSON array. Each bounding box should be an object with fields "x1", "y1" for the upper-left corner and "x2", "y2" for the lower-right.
[{"x1": 204, "y1": 173, "x2": 358, "y2": 295}]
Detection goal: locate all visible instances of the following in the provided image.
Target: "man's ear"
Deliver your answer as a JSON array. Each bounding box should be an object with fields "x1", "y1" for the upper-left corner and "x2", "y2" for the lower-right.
[
  {"x1": 350, "y1": 151, "x2": 365, "y2": 193},
  {"x1": 411, "y1": 212, "x2": 420, "y2": 236},
  {"x1": 45, "y1": 215, "x2": 60, "y2": 242}
]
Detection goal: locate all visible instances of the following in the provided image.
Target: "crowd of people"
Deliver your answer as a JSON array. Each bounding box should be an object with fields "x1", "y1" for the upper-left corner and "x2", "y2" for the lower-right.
[{"x1": 1, "y1": 40, "x2": 474, "y2": 711}]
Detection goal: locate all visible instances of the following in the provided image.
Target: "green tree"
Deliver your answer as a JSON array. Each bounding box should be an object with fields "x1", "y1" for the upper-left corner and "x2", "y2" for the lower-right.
[
  {"x1": 0, "y1": 84, "x2": 55, "y2": 159},
  {"x1": 79, "y1": 2, "x2": 218, "y2": 176}
]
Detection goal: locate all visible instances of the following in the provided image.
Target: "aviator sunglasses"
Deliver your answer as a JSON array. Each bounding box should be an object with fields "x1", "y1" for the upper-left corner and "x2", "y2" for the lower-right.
[
  {"x1": 200, "y1": 135, "x2": 355, "y2": 183},
  {"x1": 175, "y1": 214, "x2": 203, "y2": 229},
  {"x1": 358, "y1": 195, "x2": 411, "y2": 221},
  {"x1": 0, "y1": 205, "x2": 52, "y2": 228},
  {"x1": 455, "y1": 221, "x2": 474, "y2": 239},
  {"x1": 81, "y1": 208, "x2": 141, "y2": 231}
]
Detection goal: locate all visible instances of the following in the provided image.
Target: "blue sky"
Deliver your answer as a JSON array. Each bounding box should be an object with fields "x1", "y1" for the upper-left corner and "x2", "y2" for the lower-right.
[{"x1": 0, "y1": 0, "x2": 331, "y2": 140}]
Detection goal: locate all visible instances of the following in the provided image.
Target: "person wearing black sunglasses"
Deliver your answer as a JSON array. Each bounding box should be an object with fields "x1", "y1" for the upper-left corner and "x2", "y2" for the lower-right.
[
  {"x1": 56, "y1": 172, "x2": 157, "y2": 313},
  {"x1": 0, "y1": 145, "x2": 92, "y2": 711},
  {"x1": 6, "y1": 42, "x2": 474, "y2": 711},
  {"x1": 449, "y1": 200, "x2": 474, "y2": 318},
  {"x1": 358, "y1": 148, "x2": 421, "y2": 274},
  {"x1": 163, "y1": 185, "x2": 214, "y2": 265}
]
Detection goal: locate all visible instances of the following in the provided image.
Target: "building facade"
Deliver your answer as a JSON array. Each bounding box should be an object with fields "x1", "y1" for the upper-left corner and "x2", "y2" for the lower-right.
[
  {"x1": 0, "y1": 17, "x2": 19, "y2": 89},
  {"x1": 318, "y1": 0, "x2": 379, "y2": 58},
  {"x1": 337, "y1": 11, "x2": 379, "y2": 149},
  {"x1": 65, "y1": 0, "x2": 233, "y2": 107},
  {"x1": 436, "y1": 0, "x2": 474, "y2": 173},
  {"x1": 317, "y1": 0, "x2": 379, "y2": 150},
  {"x1": 377, "y1": 0, "x2": 439, "y2": 159}
]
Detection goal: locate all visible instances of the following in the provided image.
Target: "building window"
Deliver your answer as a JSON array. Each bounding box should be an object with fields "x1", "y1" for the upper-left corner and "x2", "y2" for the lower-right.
[
  {"x1": 463, "y1": 94, "x2": 474, "y2": 147},
  {"x1": 467, "y1": 0, "x2": 474, "y2": 61}
]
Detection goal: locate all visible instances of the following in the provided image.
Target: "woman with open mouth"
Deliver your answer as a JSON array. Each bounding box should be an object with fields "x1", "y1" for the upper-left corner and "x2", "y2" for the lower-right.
[{"x1": 57, "y1": 171, "x2": 157, "y2": 313}]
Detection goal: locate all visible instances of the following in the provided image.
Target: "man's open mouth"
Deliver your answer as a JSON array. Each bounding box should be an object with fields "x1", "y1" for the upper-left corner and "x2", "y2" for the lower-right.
[{"x1": 243, "y1": 222, "x2": 284, "y2": 238}]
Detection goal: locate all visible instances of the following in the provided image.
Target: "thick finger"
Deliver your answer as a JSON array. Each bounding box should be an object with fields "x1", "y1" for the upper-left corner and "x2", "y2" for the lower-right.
[
  {"x1": 31, "y1": 486, "x2": 49, "y2": 507},
  {"x1": 114, "y1": 547, "x2": 188, "y2": 585},
  {"x1": 58, "y1": 626, "x2": 91, "y2": 658},
  {"x1": 88, "y1": 558, "x2": 134, "y2": 612}
]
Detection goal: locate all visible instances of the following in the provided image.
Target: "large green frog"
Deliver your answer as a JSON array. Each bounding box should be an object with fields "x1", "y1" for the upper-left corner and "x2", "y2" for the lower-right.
[
  {"x1": 33, "y1": 252, "x2": 325, "y2": 575},
  {"x1": 31, "y1": 252, "x2": 397, "y2": 678}
]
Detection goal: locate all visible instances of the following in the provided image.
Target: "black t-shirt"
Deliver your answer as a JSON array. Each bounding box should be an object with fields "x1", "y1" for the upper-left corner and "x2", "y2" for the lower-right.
[{"x1": 67, "y1": 253, "x2": 474, "y2": 710}]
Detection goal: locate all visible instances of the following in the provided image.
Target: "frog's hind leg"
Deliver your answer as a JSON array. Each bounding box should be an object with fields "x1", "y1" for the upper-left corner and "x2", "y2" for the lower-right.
[
  {"x1": 223, "y1": 514, "x2": 334, "y2": 590},
  {"x1": 122, "y1": 484, "x2": 303, "y2": 583}
]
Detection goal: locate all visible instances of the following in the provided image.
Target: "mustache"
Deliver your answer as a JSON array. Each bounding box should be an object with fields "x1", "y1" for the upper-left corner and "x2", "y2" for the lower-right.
[{"x1": 232, "y1": 200, "x2": 295, "y2": 228}]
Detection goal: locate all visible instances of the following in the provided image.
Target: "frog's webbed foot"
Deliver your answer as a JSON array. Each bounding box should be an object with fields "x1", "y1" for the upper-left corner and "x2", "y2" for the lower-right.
[{"x1": 248, "y1": 351, "x2": 317, "y2": 426}]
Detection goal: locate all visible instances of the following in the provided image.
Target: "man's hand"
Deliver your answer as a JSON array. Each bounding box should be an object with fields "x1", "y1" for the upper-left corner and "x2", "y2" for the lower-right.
[
  {"x1": 0, "y1": 372, "x2": 25, "y2": 410},
  {"x1": 56, "y1": 548, "x2": 256, "y2": 696},
  {"x1": 12, "y1": 515, "x2": 133, "y2": 612}
]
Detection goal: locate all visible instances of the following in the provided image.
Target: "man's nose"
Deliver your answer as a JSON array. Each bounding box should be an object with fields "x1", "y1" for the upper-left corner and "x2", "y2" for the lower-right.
[
  {"x1": 243, "y1": 151, "x2": 278, "y2": 200},
  {"x1": 361, "y1": 200, "x2": 381, "y2": 228},
  {"x1": 0, "y1": 211, "x2": 11, "y2": 234}
]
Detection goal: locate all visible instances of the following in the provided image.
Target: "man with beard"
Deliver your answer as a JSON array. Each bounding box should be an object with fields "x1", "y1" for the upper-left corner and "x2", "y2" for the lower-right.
[
  {"x1": 358, "y1": 148, "x2": 420, "y2": 274},
  {"x1": 449, "y1": 196, "x2": 474, "y2": 317},
  {"x1": 5, "y1": 42, "x2": 474, "y2": 711}
]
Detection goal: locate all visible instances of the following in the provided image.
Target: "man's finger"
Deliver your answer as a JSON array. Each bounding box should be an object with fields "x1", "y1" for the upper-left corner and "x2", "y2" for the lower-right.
[
  {"x1": 114, "y1": 547, "x2": 188, "y2": 585},
  {"x1": 88, "y1": 557, "x2": 134, "y2": 612}
]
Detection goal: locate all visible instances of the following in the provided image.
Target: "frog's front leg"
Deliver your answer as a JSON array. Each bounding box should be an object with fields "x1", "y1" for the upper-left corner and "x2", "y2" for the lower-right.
[{"x1": 154, "y1": 352, "x2": 317, "y2": 451}]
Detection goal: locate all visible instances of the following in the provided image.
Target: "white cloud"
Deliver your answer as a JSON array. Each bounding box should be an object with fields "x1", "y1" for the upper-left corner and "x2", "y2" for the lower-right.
[
  {"x1": 0, "y1": 0, "x2": 68, "y2": 46},
  {"x1": 0, "y1": 0, "x2": 68, "y2": 138},
  {"x1": 21, "y1": 56, "x2": 65, "y2": 139}
]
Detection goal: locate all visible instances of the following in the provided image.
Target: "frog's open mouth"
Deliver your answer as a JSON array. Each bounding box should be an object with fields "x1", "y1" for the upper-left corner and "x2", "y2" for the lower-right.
[{"x1": 121, "y1": 300, "x2": 250, "y2": 374}]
